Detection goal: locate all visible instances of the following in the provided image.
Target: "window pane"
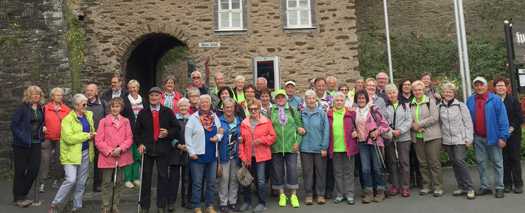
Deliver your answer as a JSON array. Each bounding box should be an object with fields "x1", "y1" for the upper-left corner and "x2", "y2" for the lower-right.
[
  {"x1": 220, "y1": 12, "x2": 230, "y2": 28},
  {"x1": 220, "y1": 0, "x2": 229, "y2": 10},
  {"x1": 300, "y1": 10, "x2": 310, "y2": 26},
  {"x1": 288, "y1": 0, "x2": 297, "y2": 8},
  {"x1": 231, "y1": 12, "x2": 241, "y2": 28},
  {"x1": 288, "y1": 11, "x2": 298, "y2": 26},
  {"x1": 232, "y1": 0, "x2": 240, "y2": 9},
  {"x1": 299, "y1": 0, "x2": 308, "y2": 8}
]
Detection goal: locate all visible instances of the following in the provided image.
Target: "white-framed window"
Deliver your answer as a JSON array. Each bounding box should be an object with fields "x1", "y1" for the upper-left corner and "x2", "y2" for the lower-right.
[
  {"x1": 285, "y1": 0, "x2": 312, "y2": 28},
  {"x1": 253, "y1": 56, "x2": 280, "y2": 90},
  {"x1": 217, "y1": 0, "x2": 244, "y2": 31}
]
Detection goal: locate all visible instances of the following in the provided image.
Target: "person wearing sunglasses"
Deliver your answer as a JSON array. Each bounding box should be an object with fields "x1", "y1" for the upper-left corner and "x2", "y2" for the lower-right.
[
  {"x1": 187, "y1": 70, "x2": 209, "y2": 96},
  {"x1": 238, "y1": 100, "x2": 276, "y2": 213},
  {"x1": 49, "y1": 94, "x2": 96, "y2": 213}
]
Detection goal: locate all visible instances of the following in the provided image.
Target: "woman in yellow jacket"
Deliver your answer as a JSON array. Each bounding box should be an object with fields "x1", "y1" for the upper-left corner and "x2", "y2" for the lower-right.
[{"x1": 49, "y1": 94, "x2": 96, "y2": 213}]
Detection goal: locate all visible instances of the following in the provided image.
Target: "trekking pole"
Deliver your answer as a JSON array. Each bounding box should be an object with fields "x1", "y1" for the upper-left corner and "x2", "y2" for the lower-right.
[
  {"x1": 138, "y1": 151, "x2": 145, "y2": 213},
  {"x1": 110, "y1": 160, "x2": 119, "y2": 212}
]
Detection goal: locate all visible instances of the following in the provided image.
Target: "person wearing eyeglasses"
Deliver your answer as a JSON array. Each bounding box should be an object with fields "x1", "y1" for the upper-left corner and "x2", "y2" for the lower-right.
[
  {"x1": 49, "y1": 94, "x2": 96, "y2": 213},
  {"x1": 187, "y1": 70, "x2": 209, "y2": 95},
  {"x1": 238, "y1": 100, "x2": 276, "y2": 213}
]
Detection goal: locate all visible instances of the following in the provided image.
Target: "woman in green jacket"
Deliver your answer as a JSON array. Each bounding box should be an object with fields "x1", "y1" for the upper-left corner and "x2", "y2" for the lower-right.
[
  {"x1": 49, "y1": 94, "x2": 96, "y2": 213},
  {"x1": 270, "y1": 89, "x2": 306, "y2": 208}
]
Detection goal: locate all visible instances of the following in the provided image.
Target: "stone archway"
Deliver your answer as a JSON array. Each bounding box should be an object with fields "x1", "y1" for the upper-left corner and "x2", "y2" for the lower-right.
[{"x1": 122, "y1": 33, "x2": 187, "y2": 95}]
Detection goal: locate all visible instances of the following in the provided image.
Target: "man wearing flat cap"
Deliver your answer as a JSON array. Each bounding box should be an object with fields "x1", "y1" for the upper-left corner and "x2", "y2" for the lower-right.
[
  {"x1": 135, "y1": 87, "x2": 182, "y2": 212},
  {"x1": 466, "y1": 77, "x2": 510, "y2": 199}
]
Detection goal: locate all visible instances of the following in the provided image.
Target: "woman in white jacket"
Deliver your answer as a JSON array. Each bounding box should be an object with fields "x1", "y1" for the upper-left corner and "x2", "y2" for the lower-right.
[{"x1": 438, "y1": 82, "x2": 475, "y2": 200}]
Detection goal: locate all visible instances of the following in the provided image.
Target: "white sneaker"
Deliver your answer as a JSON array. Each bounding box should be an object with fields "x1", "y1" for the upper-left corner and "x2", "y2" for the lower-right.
[
  {"x1": 39, "y1": 184, "x2": 45, "y2": 193},
  {"x1": 133, "y1": 180, "x2": 141, "y2": 187},
  {"x1": 125, "y1": 181, "x2": 135, "y2": 189}
]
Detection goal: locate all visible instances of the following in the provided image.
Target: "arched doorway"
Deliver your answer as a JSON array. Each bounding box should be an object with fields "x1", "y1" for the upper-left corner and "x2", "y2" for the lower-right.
[{"x1": 124, "y1": 33, "x2": 189, "y2": 95}]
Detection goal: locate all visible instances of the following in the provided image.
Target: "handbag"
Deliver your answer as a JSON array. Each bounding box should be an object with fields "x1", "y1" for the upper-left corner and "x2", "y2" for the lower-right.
[{"x1": 237, "y1": 165, "x2": 254, "y2": 187}]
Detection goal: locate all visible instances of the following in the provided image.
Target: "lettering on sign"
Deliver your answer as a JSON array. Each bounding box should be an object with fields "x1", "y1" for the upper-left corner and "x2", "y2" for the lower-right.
[
  {"x1": 513, "y1": 24, "x2": 525, "y2": 64},
  {"x1": 198, "y1": 42, "x2": 221, "y2": 48}
]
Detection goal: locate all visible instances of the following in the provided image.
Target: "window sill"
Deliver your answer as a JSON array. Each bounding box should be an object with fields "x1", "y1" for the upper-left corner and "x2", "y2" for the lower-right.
[
  {"x1": 284, "y1": 27, "x2": 317, "y2": 33},
  {"x1": 214, "y1": 29, "x2": 248, "y2": 36}
]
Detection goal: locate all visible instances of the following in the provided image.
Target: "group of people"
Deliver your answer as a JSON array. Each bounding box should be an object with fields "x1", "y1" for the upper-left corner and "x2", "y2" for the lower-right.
[{"x1": 9, "y1": 70, "x2": 523, "y2": 213}]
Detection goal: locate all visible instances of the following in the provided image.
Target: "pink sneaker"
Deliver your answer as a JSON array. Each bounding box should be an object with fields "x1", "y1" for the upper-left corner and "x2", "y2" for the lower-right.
[
  {"x1": 401, "y1": 188, "x2": 411, "y2": 197},
  {"x1": 388, "y1": 186, "x2": 399, "y2": 196}
]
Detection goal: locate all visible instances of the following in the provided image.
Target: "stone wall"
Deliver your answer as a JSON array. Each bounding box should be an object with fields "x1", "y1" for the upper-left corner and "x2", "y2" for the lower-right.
[
  {"x1": 81, "y1": 0, "x2": 360, "y2": 92},
  {"x1": 0, "y1": 0, "x2": 70, "y2": 178}
]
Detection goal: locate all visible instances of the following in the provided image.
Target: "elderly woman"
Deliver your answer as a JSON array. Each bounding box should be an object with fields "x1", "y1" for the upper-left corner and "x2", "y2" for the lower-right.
[
  {"x1": 493, "y1": 77, "x2": 523, "y2": 194},
  {"x1": 161, "y1": 75, "x2": 184, "y2": 113},
  {"x1": 328, "y1": 92, "x2": 359, "y2": 205},
  {"x1": 365, "y1": 78, "x2": 386, "y2": 113},
  {"x1": 269, "y1": 89, "x2": 305, "y2": 208},
  {"x1": 174, "y1": 98, "x2": 193, "y2": 209},
  {"x1": 421, "y1": 72, "x2": 441, "y2": 101},
  {"x1": 438, "y1": 82, "x2": 475, "y2": 199},
  {"x1": 233, "y1": 75, "x2": 246, "y2": 104},
  {"x1": 49, "y1": 94, "x2": 96, "y2": 212},
  {"x1": 122, "y1": 79, "x2": 143, "y2": 189},
  {"x1": 11, "y1": 86, "x2": 45, "y2": 207},
  {"x1": 238, "y1": 100, "x2": 276, "y2": 213},
  {"x1": 216, "y1": 87, "x2": 246, "y2": 119},
  {"x1": 218, "y1": 98, "x2": 243, "y2": 212},
  {"x1": 185, "y1": 95, "x2": 224, "y2": 213},
  {"x1": 353, "y1": 90, "x2": 390, "y2": 203},
  {"x1": 338, "y1": 84, "x2": 354, "y2": 108},
  {"x1": 410, "y1": 80, "x2": 443, "y2": 197},
  {"x1": 95, "y1": 97, "x2": 134, "y2": 212},
  {"x1": 383, "y1": 84, "x2": 413, "y2": 197},
  {"x1": 40, "y1": 87, "x2": 70, "y2": 192},
  {"x1": 300, "y1": 90, "x2": 330, "y2": 205},
  {"x1": 259, "y1": 88, "x2": 272, "y2": 117},
  {"x1": 187, "y1": 70, "x2": 209, "y2": 95}
]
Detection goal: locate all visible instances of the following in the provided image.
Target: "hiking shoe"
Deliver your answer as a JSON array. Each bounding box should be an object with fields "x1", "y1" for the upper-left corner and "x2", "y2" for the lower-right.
[
  {"x1": 419, "y1": 188, "x2": 431, "y2": 195},
  {"x1": 253, "y1": 204, "x2": 266, "y2": 213},
  {"x1": 433, "y1": 189, "x2": 444, "y2": 197},
  {"x1": 374, "y1": 189, "x2": 385, "y2": 202},
  {"x1": 504, "y1": 186, "x2": 512, "y2": 193},
  {"x1": 133, "y1": 180, "x2": 141, "y2": 187},
  {"x1": 467, "y1": 190, "x2": 476, "y2": 200},
  {"x1": 317, "y1": 196, "x2": 326, "y2": 205},
  {"x1": 514, "y1": 186, "x2": 523, "y2": 194},
  {"x1": 39, "y1": 183, "x2": 45, "y2": 193},
  {"x1": 15, "y1": 200, "x2": 32, "y2": 208},
  {"x1": 333, "y1": 196, "x2": 345, "y2": 204},
  {"x1": 278, "y1": 194, "x2": 287, "y2": 207},
  {"x1": 476, "y1": 188, "x2": 492, "y2": 196},
  {"x1": 304, "y1": 197, "x2": 313, "y2": 205},
  {"x1": 290, "y1": 194, "x2": 300, "y2": 208},
  {"x1": 125, "y1": 181, "x2": 135, "y2": 189},
  {"x1": 346, "y1": 197, "x2": 355, "y2": 205},
  {"x1": 239, "y1": 203, "x2": 251, "y2": 212},
  {"x1": 194, "y1": 208, "x2": 203, "y2": 213},
  {"x1": 362, "y1": 190, "x2": 373, "y2": 204},
  {"x1": 495, "y1": 189, "x2": 504, "y2": 198}
]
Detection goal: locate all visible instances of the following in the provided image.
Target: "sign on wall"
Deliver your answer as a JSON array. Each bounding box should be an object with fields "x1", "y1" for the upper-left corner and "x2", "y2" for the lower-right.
[{"x1": 513, "y1": 24, "x2": 525, "y2": 64}]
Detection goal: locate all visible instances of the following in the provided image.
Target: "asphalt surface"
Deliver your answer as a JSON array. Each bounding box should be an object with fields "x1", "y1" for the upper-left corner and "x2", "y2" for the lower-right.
[{"x1": 1, "y1": 165, "x2": 524, "y2": 213}]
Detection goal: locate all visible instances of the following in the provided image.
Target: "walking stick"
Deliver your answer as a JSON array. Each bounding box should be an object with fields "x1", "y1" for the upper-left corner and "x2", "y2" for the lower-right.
[
  {"x1": 369, "y1": 128, "x2": 389, "y2": 181},
  {"x1": 110, "y1": 160, "x2": 119, "y2": 212},
  {"x1": 138, "y1": 151, "x2": 145, "y2": 213}
]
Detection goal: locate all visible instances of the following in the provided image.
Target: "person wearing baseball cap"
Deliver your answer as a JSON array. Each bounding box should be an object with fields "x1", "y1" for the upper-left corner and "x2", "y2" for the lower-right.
[
  {"x1": 135, "y1": 86, "x2": 182, "y2": 212},
  {"x1": 466, "y1": 76, "x2": 510, "y2": 198},
  {"x1": 285, "y1": 80, "x2": 303, "y2": 110}
]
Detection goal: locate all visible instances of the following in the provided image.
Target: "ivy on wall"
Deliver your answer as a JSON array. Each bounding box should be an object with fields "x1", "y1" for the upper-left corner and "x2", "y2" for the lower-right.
[{"x1": 64, "y1": 0, "x2": 85, "y2": 93}]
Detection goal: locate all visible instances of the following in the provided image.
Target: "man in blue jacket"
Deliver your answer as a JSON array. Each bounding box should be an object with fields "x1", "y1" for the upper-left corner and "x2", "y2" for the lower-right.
[{"x1": 466, "y1": 76, "x2": 510, "y2": 198}]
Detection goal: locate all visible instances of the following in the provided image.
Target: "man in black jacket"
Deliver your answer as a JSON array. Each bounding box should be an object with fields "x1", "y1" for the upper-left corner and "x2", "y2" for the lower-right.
[
  {"x1": 101, "y1": 74, "x2": 127, "y2": 105},
  {"x1": 135, "y1": 87, "x2": 182, "y2": 213}
]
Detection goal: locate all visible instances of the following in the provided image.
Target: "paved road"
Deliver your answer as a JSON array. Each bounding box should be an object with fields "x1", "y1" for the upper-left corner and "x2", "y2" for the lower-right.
[{"x1": 1, "y1": 165, "x2": 524, "y2": 213}]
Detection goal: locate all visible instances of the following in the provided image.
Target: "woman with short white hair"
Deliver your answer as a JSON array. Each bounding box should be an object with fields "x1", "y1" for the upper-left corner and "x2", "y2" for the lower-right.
[
  {"x1": 122, "y1": 79, "x2": 143, "y2": 189},
  {"x1": 11, "y1": 85, "x2": 45, "y2": 207},
  {"x1": 233, "y1": 75, "x2": 246, "y2": 103},
  {"x1": 49, "y1": 94, "x2": 96, "y2": 212}
]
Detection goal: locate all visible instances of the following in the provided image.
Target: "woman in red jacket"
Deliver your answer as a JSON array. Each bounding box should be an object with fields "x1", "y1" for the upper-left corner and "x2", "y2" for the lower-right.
[
  {"x1": 238, "y1": 100, "x2": 276, "y2": 213},
  {"x1": 40, "y1": 87, "x2": 70, "y2": 192}
]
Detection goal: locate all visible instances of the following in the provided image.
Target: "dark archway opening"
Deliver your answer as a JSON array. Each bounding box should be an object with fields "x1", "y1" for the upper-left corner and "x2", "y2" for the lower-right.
[{"x1": 125, "y1": 33, "x2": 187, "y2": 95}]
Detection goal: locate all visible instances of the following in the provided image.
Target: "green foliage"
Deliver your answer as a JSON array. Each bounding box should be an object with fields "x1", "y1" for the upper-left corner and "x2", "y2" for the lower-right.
[
  {"x1": 156, "y1": 46, "x2": 189, "y2": 82},
  {"x1": 358, "y1": 32, "x2": 508, "y2": 85},
  {"x1": 64, "y1": 1, "x2": 85, "y2": 93}
]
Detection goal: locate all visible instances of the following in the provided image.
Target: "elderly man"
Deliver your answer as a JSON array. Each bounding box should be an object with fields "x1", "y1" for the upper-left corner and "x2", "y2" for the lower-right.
[
  {"x1": 256, "y1": 77, "x2": 268, "y2": 99},
  {"x1": 466, "y1": 76, "x2": 510, "y2": 199},
  {"x1": 188, "y1": 70, "x2": 209, "y2": 95},
  {"x1": 285, "y1": 80, "x2": 303, "y2": 110},
  {"x1": 326, "y1": 76, "x2": 338, "y2": 97},
  {"x1": 376, "y1": 72, "x2": 389, "y2": 101},
  {"x1": 210, "y1": 71, "x2": 226, "y2": 107},
  {"x1": 84, "y1": 83, "x2": 105, "y2": 192},
  {"x1": 136, "y1": 87, "x2": 181, "y2": 212},
  {"x1": 101, "y1": 74, "x2": 127, "y2": 105}
]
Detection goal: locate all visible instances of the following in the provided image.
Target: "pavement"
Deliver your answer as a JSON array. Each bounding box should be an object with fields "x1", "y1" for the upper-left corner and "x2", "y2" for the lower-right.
[{"x1": 1, "y1": 165, "x2": 524, "y2": 213}]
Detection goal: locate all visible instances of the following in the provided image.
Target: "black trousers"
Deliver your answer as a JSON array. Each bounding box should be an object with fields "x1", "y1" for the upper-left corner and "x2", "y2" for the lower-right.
[
  {"x1": 409, "y1": 143, "x2": 422, "y2": 187},
  {"x1": 503, "y1": 134, "x2": 523, "y2": 188},
  {"x1": 167, "y1": 165, "x2": 181, "y2": 204},
  {"x1": 325, "y1": 158, "x2": 335, "y2": 196},
  {"x1": 13, "y1": 144, "x2": 41, "y2": 201},
  {"x1": 180, "y1": 164, "x2": 192, "y2": 207},
  {"x1": 93, "y1": 149, "x2": 102, "y2": 190},
  {"x1": 140, "y1": 154, "x2": 169, "y2": 209}
]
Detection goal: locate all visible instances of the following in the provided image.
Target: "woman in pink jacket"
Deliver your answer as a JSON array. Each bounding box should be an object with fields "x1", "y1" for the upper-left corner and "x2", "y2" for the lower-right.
[
  {"x1": 95, "y1": 97, "x2": 133, "y2": 213},
  {"x1": 238, "y1": 100, "x2": 276, "y2": 213}
]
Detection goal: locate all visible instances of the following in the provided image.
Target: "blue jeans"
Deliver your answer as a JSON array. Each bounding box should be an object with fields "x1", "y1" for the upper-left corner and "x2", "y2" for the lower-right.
[
  {"x1": 271, "y1": 153, "x2": 299, "y2": 190},
  {"x1": 358, "y1": 143, "x2": 386, "y2": 190},
  {"x1": 243, "y1": 158, "x2": 267, "y2": 206},
  {"x1": 190, "y1": 160, "x2": 217, "y2": 208},
  {"x1": 474, "y1": 136, "x2": 504, "y2": 190}
]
